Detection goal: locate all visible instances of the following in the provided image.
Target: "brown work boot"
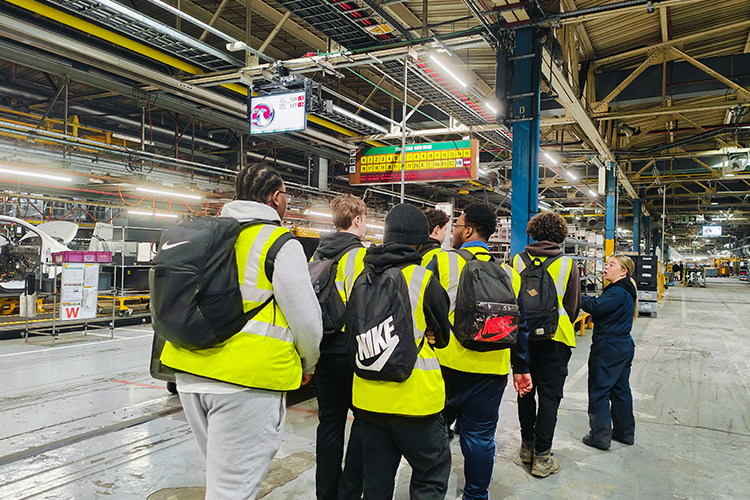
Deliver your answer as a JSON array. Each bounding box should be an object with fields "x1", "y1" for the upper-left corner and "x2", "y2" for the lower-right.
[
  {"x1": 531, "y1": 449, "x2": 560, "y2": 478},
  {"x1": 520, "y1": 440, "x2": 533, "y2": 464}
]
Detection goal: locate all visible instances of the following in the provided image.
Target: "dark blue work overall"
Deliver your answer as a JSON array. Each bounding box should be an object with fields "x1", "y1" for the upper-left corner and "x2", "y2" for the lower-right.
[{"x1": 581, "y1": 283, "x2": 636, "y2": 447}]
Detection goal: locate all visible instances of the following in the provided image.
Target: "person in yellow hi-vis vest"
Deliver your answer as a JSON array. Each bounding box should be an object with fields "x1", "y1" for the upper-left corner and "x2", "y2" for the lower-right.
[
  {"x1": 430, "y1": 203, "x2": 532, "y2": 500},
  {"x1": 310, "y1": 194, "x2": 367, "y2": 500},
  {"x1": 419, "y1": 207, "x2": 450, "y2": 267},
  {"x1": 161, "y1": 164, "x2": 322, "y2": 500},
  {"x1": 345, "y1": 204, "x2": 452, "y2": 500},
  {"x1": 512, "y1": 211, "x2": 581, "y2": 478}
]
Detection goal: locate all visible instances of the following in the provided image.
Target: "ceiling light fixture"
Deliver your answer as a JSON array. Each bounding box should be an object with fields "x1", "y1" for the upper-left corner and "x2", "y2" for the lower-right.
[
  {"x1": 306, "y1": 211, "x2": 333, "y2": 218},
  {"x1": 129, "y1": 210, "x2": 178, "y2": 218},
  {"x1": 543, "y1": 152, "x2": 558, "y2": 165},
  {"x1": 589, "y1": 190, "x2": 597, "y2": 197},
  {"x1": 136, "y1": 187, "x2": 202, "y2": 200},
  {"x1": 429, "y1": 54, "x2": 467, "y2": 88},
  {"x1": 0, "y1": 167, "x2": 72, "y2": 183},
  {"x1": 367, "y1": 223, "x2": 384, "y2": 230},
  {"x1": 485, "y1": 102, "x2": 498, "y2": 114},
  {"x1": 566, "y1": 171, "x2": 577, "y2": 180}
]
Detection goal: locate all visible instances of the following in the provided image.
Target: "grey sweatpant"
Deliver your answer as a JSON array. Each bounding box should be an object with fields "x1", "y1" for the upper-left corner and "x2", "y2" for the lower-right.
[{"x1": 179, "y1": 389, "x2": 287, "y2": 500}]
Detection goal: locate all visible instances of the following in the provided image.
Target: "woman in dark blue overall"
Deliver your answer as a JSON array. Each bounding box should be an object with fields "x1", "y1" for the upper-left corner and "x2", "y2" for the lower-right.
[{"x1": 581, "y1": 254, "x2": 637, "y2": 450}]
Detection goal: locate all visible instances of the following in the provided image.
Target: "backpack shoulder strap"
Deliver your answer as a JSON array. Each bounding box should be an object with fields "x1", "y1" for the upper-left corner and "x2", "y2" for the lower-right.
[
  {"x1": 455, "y1": 248, "x2": 475, "y2": 262},
  {"x1": 264, "y1": 231, "x2": 294, "y2": 283},
  {"x1": 540, "y1": 253, "x2": 563, "y2": 271},
  {"x1": 519, "y1": 252, "x2": 532, "y2": 268}
]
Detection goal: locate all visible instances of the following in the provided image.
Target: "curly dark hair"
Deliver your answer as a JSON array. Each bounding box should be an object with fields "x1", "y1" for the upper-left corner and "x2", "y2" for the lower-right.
[
  {"x1": 526, "y1": 211, "x2": 568, "y2": 244},
  {"x1": 424, "y1": 208, "x2": 450, "y2": 234},
  {"x1": 463, "y1": 203, "x2": 497, "y2": 241},
  {"x1": 235, "y1": 163, "x2": 283, "y2": 202}
]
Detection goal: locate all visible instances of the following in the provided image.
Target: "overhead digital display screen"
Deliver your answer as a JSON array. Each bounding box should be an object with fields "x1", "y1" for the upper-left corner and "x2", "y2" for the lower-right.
[
  {"x1": 249, "y1": 91, "x2": 307, "y2": 135},
  {"x1": 349, "y1": 139, "x2": 479, "y2": 185},
  {"x1": 701, "y1": 225, "x2": 722, "y2": 237}
]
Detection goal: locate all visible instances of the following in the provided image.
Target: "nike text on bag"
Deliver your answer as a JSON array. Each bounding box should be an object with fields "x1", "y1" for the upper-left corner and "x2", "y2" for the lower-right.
[
  {"x1": 149, "y1": 217, "x2": 292, "y2": 349},
  {"x1": 347, "y1": 266, "x2": 421, "y2": 382},
  {"x1": 308, "y1": 248, "x2": 351, "y2": 336},
  {"x1": 519, "y1": 253, "x2": 561, "y2": 341},
  {"x1": 453, "y1": 249, "x2": 519, "y2": 352}
]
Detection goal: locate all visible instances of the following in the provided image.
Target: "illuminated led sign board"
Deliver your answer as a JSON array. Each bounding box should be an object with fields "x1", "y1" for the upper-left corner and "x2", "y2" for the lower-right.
[
  {"x1": 249, "y1": 91, "x2": 307, "y2": 135},
  {"x1": 349, "y1": 139, "x2": 479, "y2": 185},
  {"x1": 701, "y1": 225, "x2": 722, "y2": 237}
]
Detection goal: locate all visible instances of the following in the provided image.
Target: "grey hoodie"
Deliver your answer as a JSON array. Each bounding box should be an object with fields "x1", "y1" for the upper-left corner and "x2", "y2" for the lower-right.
[{"x1": 177, "y1": 200, "x2": 322, "y2": 394}]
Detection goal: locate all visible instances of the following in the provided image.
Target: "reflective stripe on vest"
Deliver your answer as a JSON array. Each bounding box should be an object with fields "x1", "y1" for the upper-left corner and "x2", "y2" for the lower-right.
[
  {"x1": 335, "y1": 247, "x2": 366, "y2": 304},
  {"x1": 352, "y1": 264, "x2": 445, "y2": 417},
  {"x1": 435, "y1": 247, "x2": 522, "y2": 375},
  {"x1": 513, "y1": 252, "x2": 576, "y2": 348},
  {"x1": 160, "y1": 224, "x2": 302, "y2": 391}
]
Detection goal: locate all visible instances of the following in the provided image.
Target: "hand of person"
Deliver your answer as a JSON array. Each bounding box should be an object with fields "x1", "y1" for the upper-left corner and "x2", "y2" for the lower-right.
[
  {"x1": 301, "y1": 373, "x2": 314, "y2": 386},
  {"x1": 425, "y1": 329, "x2": 436, "y2": 345},
  {"x1": 513, "y1": 373, "x2": 533, "y2": 396}
]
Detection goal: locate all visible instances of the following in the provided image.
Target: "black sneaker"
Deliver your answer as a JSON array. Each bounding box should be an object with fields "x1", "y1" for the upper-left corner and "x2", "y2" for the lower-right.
[
  {"x1": 612, "y1": 435, "x2": 634, "y2": 446},
  {"x1": 582, "y1": 433, "x2": 610, "y2": 450}
]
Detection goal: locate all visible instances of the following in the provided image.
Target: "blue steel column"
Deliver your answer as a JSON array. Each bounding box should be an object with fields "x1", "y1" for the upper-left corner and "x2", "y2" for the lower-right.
[
  {"x1": 643, "y1": 215, "x2": 651, "y2": 254},
  {"x1": 633, "y1": 198, "x2": 641, "y2": 253},
  {"x1": 510, "y1": 28, "x2": 541, "y2": 257},
  {"x1": 605, "y1": 160, "x2": 616, "y2": 258}
]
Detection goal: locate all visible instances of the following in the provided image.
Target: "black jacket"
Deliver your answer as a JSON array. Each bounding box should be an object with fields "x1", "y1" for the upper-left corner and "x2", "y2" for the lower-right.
[
  {"x1": 312, "y1": 231, "x2": 363, "y2": 261},
  {"x1": 419, "y1": 238, "x2": 442, "y2": 258},
  {"x1": 313, "y1": 231, "x2": 364, "y2": 355},
  {"x1": 363, "y1": 242, "x2": 451, "y2": 349},
  {"x1": 581, "y1": 278, "x2": 637, "y2": 337}
]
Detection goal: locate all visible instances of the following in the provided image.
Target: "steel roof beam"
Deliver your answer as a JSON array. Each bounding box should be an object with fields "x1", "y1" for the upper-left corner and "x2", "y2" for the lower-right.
[{"x1": 542, "y1": 48, "x2": 640, "y2": 203}]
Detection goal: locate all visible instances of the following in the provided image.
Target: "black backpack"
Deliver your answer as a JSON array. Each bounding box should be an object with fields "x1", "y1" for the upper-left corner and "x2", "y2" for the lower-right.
[
  {"x1": 149, "y1": 217, "x2": 292, "y2": 350},
  {"x1": 453, "y1": 249, "x2": 520, "y2": 352},
  {"x1": 346, "y1": 264, "x2": 422, "y2": 382},
  {"x1": 308, "y1": 246, "x2": 359, "y2": 336},
  {"x1": 518, "y1": 253, "x2": 563, "y2": 341}
]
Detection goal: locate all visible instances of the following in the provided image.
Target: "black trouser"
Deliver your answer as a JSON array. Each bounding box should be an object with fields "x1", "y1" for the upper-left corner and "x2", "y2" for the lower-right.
[
  {"x1": 587, "y1": 335, "x2": 636, "y2": 446},
  {"x1": 359, "y1": 412, "x2": 451, "y2": 500},
  {"x1": 315, "y1": 353, "x2": 363, "y2": 500},
  {"x1": 518, "y1": 339, "x2": 572, "y2": 454}
]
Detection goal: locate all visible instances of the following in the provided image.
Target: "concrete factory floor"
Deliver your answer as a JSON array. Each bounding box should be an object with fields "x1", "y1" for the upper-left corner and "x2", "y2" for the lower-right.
[{"x1": 0, "y1": 277, "x2": 748, "y2": 499}]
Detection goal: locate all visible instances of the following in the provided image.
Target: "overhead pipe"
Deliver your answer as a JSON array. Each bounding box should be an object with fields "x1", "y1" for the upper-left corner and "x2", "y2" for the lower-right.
[
  {"x1": 138, "y1": 0, "x2": 274, "y2": 62},
  {"x1": 5, "y1": 0, "x2": 375, "y2": 146}
]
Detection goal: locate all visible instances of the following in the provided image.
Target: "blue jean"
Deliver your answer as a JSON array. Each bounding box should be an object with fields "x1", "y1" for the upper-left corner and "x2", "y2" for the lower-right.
[
  {"x1": 442, "y1": 367, "x2": 507, "y2": 500},
  {"x1": 587, "y1": 335, "x2": 636, "y2": 446}
]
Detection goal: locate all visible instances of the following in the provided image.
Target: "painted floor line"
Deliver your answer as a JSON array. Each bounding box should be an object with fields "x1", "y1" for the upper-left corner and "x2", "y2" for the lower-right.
[
  {"x1": 0, "y1": 334, "x2": 153, "y2": 358},
  {"x1": 110, "y1": 379, "x2": 168, "y2": 390}
]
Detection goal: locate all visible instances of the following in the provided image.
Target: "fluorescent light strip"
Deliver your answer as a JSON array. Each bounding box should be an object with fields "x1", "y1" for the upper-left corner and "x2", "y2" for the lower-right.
[
  {"x1": 367, "y1": 224, "x2": 384, "y2": 230},
  {"x1": 307, "y1": 211, "x2": 332, "y2": 218},
  {"x1": 485, "y1": 102, "x2": 497, "y2": 114},
  {"x1": 136, "y1": 187, "x2": 202, "y2": 200},
  {"x1": 429, "y1": 55, "x2": 467, "y2": 88},
  {"x1": 566, "y1": 171, "x2": 577, "y2": 180},
  {"x1": 0, "y1": 167, "x2": 72, "y2": 182},
  {"x1": 543, "y1": 152, "x2": 558, "y2": 165},
  {"x1": 129, "y1": 210, "x2": 178, "y2": 218}
]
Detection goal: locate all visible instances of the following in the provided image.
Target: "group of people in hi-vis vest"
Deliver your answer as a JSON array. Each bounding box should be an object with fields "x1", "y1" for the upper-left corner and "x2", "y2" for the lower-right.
[{"x1": 162, "y1": 164, "x2": 639, "y2": 500}]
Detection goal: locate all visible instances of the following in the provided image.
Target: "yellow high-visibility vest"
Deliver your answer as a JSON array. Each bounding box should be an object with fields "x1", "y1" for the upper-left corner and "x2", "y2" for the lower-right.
[
  {"x1": 161, "y1": 224, "x2": 302, "y2": 391},
  {"x1": 434, "y1": 247, "x2": 522, "y2": 375},
  {"x1": 335, "y1": 247, "x2": 366, "y2": 305},
  {"x1": 421, "y1": 247, "x2": 443, "y2": 268},
  {"x1": 348, "y1": 264, "x2": 445, "y2": 416},
  {"x1": 513, "y1": 252, "x2": 576, "y2": 348}
]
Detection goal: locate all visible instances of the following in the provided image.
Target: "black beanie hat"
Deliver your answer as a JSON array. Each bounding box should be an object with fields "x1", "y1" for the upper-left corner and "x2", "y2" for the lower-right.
[{"x1": 383, "y1": 203, "x2": 429, "y2": 245}]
